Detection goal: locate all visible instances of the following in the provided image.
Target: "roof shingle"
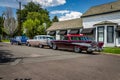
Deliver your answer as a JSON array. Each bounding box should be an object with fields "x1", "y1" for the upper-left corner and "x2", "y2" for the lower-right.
[
  {"x1": 81, "y1": 1, "x2": 120, "y2": 17},
  {"x1": 47, "y1": 18, "x2": 83, "y2": 31}
]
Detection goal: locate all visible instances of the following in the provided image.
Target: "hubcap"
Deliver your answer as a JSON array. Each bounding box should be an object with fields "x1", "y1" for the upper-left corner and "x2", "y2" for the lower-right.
[
  {"x1": 39, "y1": 44, "x2": 43, "y2": 48},
  {"x1": 53, "y1": 44, "x2": 57, "y2": 49},
  {"x1": 27, "y1": 43, "x2": 30, "y2": 46},
  {"x1": 74, "y1": 46, "x2": 80, "y2": 53}
]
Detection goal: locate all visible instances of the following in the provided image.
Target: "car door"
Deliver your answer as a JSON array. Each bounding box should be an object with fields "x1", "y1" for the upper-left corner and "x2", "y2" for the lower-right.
[
  {"x1": 21, "y1": 36, "x2": 27, "y2": 43},
  {"x1": 60, "y1": 36, "x2": 70, "y2": 49},
  {"x1": 39, "y1": 36, "x2": 46, "y2": 45},
  {"x1": 34, "y1": 36, "x2": 40, "y2": 46},
  {"x1": 31, "y1": 36, "x2": 37, "y2": 46},
  {"x1": 63, "y1": 36, "x2": 72, "y2": 49}
]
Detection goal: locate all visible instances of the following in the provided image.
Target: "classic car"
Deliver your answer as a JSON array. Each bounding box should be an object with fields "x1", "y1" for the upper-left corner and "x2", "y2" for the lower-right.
[
  {"x1": 27, "y1": 35, "x2": 55, "y2": 48},
  {"x1": 10, "y1": 36, "x2": 29, "y2": 45},
  {"x1": 51, "y1": 34, "x2": 104, "y2": 53}
]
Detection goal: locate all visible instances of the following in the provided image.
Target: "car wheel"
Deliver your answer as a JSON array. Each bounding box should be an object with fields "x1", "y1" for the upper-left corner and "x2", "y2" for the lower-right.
[
  {"x1": 17, "y1": 42, "x2": 20, "y2": 45},
  {"x1": 27, "y1": 43, "x2": 31, "y2": 47},
  {"x1": 74, "y1": 46, "x2": 81, "y2": 53},
  {"x1": 39, "y1": 44, "x2": 43, "y2": 48},
  {"x1": 11, "y1": 42, "x2": 13, "y2": 45},
  {"x1": 52, "y1": 43, "x2": 57, "y2": 50},
  {"x1": 49, "y1": 43, "x2": 53, "y2": 48}
]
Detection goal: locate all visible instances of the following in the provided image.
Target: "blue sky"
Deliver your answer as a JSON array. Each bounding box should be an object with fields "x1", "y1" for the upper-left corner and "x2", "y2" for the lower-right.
[{"x1": 0, "y1": 0, "x2": 117, "y2": 21}]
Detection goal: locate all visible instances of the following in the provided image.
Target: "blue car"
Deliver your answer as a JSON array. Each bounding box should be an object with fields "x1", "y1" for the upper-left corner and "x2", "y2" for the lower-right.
[{"x1": 10, "y1": 36, "x2": 29, "y2": 45}]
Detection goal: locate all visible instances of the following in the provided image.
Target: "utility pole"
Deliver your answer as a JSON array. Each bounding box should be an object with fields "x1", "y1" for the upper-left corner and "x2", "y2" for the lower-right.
[
  {"x1": 16, "y1": 0, "x2": 22, "y2": 35},
  {"x1": 18, "y1": 1, "x2": 21, "y2": 35}
]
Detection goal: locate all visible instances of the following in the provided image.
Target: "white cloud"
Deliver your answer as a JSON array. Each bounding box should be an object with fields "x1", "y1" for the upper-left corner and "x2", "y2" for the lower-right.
[
  {"x1": 0, "y1": 0, "x2": 66, "y2": 8},
  {"x1": 50, "y1": 10, "x2": 69, "y2": 15},
  {"x1": 32, "y1": 0, "x2": 66, "y2": 7},
  {"x1": 58, "y1": 11, "x2": 82, "y2": 21}
]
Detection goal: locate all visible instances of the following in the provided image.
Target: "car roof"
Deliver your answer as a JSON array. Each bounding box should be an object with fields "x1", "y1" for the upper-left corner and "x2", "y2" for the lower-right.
[
  {"x1": 35, "y1": 35, "x2": 53, "y2": 37},
  {"x1": 66, "y1": 34, "x2": 84, "y2": 37}
]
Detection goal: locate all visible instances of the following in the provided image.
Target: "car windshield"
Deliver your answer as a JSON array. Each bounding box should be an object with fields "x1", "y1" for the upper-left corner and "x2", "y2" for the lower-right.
[
  {"x1": 22, "y1": 36, "x2": 28, "y2": 39},
  {"x1": 47, "y1": 37, "x2": 54, "y2": 40},
  {"x1": 71, "y1": 36, "x2": 93, "y2": 41},
  {"x1": 16, "y1": 36, "x2": 22, "y2": 39}
]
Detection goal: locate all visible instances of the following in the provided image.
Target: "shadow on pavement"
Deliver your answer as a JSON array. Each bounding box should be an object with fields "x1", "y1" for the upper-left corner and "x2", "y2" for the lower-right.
[
  {"x1": 0, "y1": 50, "x2": 15, "y2": 64},
  {"x1": 57, "y1": 49, "x2": 101, "y2": 55}
]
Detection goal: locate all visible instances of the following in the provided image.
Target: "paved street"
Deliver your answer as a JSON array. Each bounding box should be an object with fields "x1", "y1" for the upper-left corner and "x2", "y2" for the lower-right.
[{"x1": 0, "y1": 42, "x2": 120, "y2": 80}]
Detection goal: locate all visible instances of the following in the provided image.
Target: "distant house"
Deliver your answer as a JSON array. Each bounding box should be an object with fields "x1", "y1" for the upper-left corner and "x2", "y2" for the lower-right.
[
  {"x1": 81, "y1": 1, "x2": 120, "y2": 47},
  {"x1": 47, "y1": 18, "x2": 83, "y2": 40}
]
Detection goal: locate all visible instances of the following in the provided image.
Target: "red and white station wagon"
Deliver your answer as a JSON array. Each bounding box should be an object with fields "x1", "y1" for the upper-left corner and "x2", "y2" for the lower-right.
[{"x1": 51, "y1": 34, "x2": 104, "y2": 53}]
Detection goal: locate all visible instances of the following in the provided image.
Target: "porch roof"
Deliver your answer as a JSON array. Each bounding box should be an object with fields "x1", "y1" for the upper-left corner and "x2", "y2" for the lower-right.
[
  {"x1": 58, "y1": 30, "x2": 67, "y2": 35},
  {"x1": 81, "y1": 28, "x2": 93, "y2": 34},
  {"x1": 93, "y1": 21, "x2": 118, "y2": 26},
  {"x1": 69, "y1": 29, "x2": 79, "y2": 34},
  {"x1": 48, "y1": 31, "x2": 56, "y2": 35}
]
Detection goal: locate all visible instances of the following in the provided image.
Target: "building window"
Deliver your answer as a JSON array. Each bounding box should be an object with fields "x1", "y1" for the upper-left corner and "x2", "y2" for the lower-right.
[
  {"x1": 118, "y1": 32, "x2": 120, "y2": 44},
  {"x1": 107, "y1": 26, "x2": 114, "y2": 43},
  {"x1": 97, "y1": 26, "x2": 104, "y2": 42}
]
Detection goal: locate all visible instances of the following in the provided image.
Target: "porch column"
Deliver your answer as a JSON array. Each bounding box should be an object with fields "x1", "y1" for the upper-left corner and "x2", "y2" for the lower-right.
[
  {"x1": 114, "y1": 25, "x2": 117, "y2": 46},
  {"x1": 56, "y1": 30, "x2": 60, "y2": 40},
  {"x1": 104, "y1": 25, "x2": 107, "y2": 46},
  {"x1": 95, "y1": 26, "x2": 97, "y2": 42}
]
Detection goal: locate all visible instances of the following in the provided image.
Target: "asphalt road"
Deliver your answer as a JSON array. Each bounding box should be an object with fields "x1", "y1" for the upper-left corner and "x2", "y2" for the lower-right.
[{"x1": 0, "y1": 42, "x2": 120, "y2": 80}]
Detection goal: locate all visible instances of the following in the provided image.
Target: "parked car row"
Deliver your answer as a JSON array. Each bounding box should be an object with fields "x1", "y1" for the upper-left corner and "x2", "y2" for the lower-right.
[{"x1": 10, "y1": 34, "x2": 104, "y2": 53}]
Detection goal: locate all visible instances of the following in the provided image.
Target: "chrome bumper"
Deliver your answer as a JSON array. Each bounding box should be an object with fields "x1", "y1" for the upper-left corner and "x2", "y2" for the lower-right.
[{"x1": 87, "y1": 47, "x2": 103, "y2": 52}]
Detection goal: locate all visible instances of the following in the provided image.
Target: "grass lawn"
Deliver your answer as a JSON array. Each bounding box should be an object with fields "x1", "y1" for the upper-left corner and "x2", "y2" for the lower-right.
[
  {"x1": 103, "y1": 47, "x2": 120, "y2": 54},
  {"x1": 1, "y1": 39, "x2": 10, "y2": 42}
]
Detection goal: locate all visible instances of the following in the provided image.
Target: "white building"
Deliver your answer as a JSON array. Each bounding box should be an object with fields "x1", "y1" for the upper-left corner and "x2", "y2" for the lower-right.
[{"x1": 81, "y1": 1, "x2": 120, "y2": 47}]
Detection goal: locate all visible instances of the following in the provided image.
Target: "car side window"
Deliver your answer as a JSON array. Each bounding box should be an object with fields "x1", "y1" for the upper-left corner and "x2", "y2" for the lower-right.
[
  {"x1": 43, "y1": 36, "x2": 46, "y2": 39},
  {"x1": 34, "y1": 37, "x2": 37, "y2": 40},
  {"x1": 80, "y1": 36, "x2": 91, "y2": 41},
  {"x1": 71, "y1": 37, "x2": 79, "y2": 40},
  {"x1": 39, "y1": 36, "x2": 42, "y2": 39},
  {"x1": 80, "y1": 37, "x2": 85, "y2": 40},
  {"x1": 63, "y1": 36, "x2": 68, "y2": 40}
]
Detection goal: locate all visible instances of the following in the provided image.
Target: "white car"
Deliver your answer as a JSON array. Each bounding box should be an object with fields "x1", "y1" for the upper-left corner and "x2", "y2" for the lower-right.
[{"x1": 27, "y1": 35, "x2": 55, "y2": 48}]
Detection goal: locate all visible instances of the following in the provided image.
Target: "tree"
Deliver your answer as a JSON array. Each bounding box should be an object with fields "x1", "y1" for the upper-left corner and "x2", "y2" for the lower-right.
[
  {"x1": 23, "y1": 12, "x2": 47, "y2": 38},
  {"x1": 52, "y1": 16, "x2": 59, "y2": 22},
  {"x1": 0, "y1": 16, "x2": 3, "y2": 35},
  {"x1": 16, "y1": 1, "x2": 51, "y2": 36},
  {"x1": 17, "y1": 2, "x2": 51, "y2": 37},
  {"x1": 3, "y1": 7, "x2": 17, "y2": 37},
  {"x1": 0, "y1": 16, "x2": 4, "y2": 41}
]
